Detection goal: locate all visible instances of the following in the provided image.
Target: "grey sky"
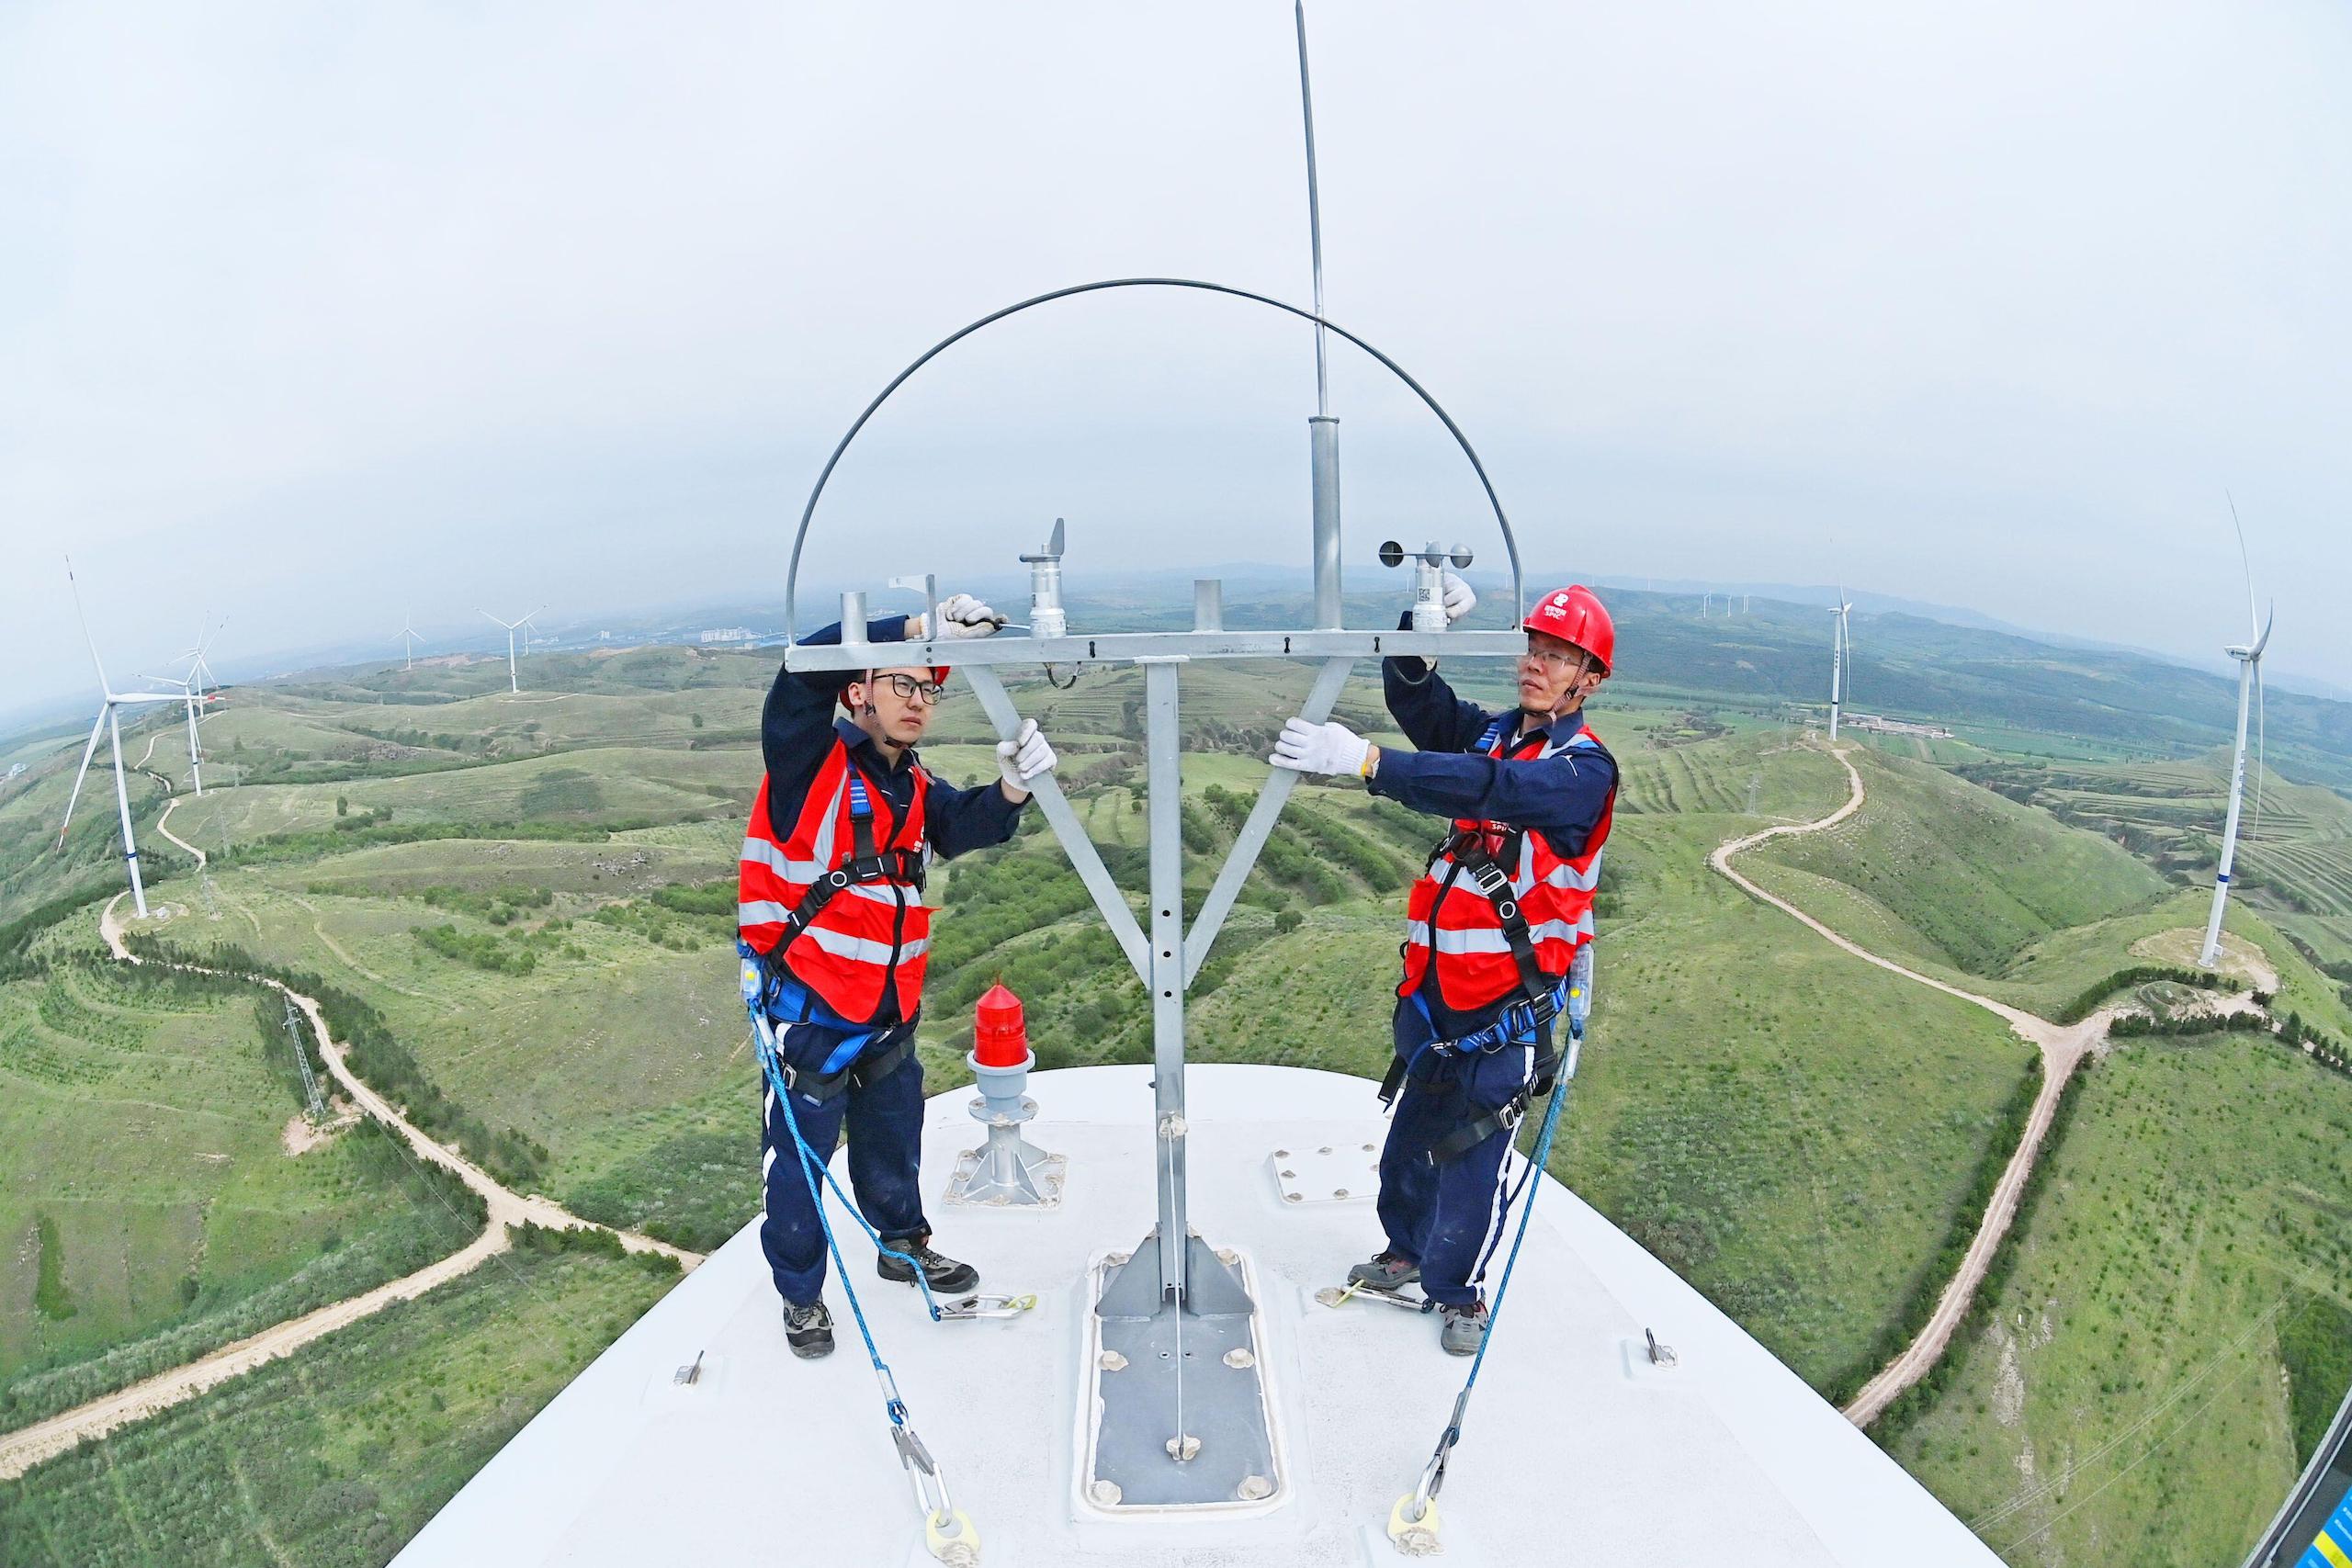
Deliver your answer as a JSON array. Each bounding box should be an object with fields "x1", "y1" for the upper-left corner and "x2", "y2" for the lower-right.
[{"x1": 5, "y1": 0, "x2": 2347, "y2": 726}]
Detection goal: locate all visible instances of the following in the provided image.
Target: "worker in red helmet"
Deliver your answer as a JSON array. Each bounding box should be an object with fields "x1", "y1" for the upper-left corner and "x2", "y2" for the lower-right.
[
  {"x1": 740, "y1": 592, "x2": 1059, "y2": 1359},
  {"x1": 1271, "y1": 575, "x2": 1618, "y2": 1355}
]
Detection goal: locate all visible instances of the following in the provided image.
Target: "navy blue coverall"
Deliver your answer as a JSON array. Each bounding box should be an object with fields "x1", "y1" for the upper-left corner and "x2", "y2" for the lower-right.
[
  {"x1": 754, "y1": 617, "x2": 1024, "y2": 1308},
  {"x1": 1363, "y1": 652, "x2": 1617, "y2": 1306}
]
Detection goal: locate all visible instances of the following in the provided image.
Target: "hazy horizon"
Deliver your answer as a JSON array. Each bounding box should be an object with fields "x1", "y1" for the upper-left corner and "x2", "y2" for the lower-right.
[{"x1": 6, "y1": 1, "x2": 2347, "y2": 725}]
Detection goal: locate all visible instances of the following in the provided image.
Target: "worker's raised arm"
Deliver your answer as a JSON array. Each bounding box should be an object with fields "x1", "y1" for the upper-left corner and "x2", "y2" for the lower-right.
[
  {"x1": 759, "y1": 615, "x2": 910, "y2": 818},
  {"x1": 1365, "y1": 743, "x2": 1617, "y2": 852},
  {"x1": 1380, "y1": 653, "x2": 1495, "y2": 754},
  {"x1": 1379, "y1": 571, "x2": 1492, "y2": 753}
]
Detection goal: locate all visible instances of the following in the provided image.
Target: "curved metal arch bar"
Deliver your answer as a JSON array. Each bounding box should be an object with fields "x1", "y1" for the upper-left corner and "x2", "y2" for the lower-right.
[{"x1": 784, "y1": 276, "x2": 1523, "y2": 643}]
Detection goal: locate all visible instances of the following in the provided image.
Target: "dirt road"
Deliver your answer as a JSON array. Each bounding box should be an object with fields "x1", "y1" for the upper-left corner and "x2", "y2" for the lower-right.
[
  {"x1": 1711, "y1": 746, "x2": 2256, "y2": 1428},
  {"x1": 0, "y1": 852, "x2": 702, "y2": 1480}
]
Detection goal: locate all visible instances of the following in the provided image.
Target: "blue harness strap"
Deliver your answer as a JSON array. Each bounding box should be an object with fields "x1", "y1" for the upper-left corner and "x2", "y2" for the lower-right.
[{"x1": 742, "y1": 956, "x2": 943, "y2": 1337}]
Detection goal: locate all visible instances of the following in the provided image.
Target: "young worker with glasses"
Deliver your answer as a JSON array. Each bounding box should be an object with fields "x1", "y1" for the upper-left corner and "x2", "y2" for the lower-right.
[
  {"x1": 1268, "y1": 580, "x2": 1618, "y2": 1354},
  {"x1": 739, "y1": 593, "x2": 1059, "y2": 1358}
]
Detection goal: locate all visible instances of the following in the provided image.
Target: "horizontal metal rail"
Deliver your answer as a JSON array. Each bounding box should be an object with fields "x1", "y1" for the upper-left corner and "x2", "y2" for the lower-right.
[{"x1": 786, "y1": 626, "x2": 1522, "y2": 673}]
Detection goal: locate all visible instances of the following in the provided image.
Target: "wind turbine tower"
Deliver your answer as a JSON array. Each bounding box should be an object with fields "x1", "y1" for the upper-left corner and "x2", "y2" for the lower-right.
[
  {"x1": 480, "y1": 606, "x2": 542, "y2": 694},
  {"x1": 57, "y1": 561, "x2": 186, "y2": 918},
  {"x1": 2198, "y1": 512, "x2": 2274, "y2": 969},
  {"x1": 1826, "y1": 592, "x2": 1852, "y2": 740},
  {"x1": 141, "y1": 673, "x2": 208, "y2": 797},
  {"x1": 401, "y1": 611, "x2": 424, "y2": 671}
]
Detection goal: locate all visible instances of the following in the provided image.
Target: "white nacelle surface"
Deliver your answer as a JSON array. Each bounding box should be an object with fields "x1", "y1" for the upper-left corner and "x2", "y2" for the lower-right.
[{"x1": 395, "y1": 1065, "x2": 1998, "y2": 1567}]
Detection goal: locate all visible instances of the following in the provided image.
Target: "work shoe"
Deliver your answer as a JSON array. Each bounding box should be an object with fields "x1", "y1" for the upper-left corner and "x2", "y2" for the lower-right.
[
  {"x1": 877, "y1": 1240, "x2": 979, "y2": 1295},
  {"x1": 1347, "y1": 1250, "x2": 1421, "y2": 1291},
  {"x1": 784, "y1": 1300, "x2": 835, "y2": 1359},
  {"x1": 1439, "y1": 1301, "x2": 1489, "y2": 1357}
]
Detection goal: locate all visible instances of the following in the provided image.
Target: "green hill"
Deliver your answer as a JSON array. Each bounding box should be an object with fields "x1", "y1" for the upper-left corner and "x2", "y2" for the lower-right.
[
  {"x1": 1882, "y1": 1028, "x2": 2352, "y2": 1565},
  {"x1": 0, "y1": 958, "x2": 482, "y2": 1433},
  {"x1": 1751, "y1": 749, "x2": 2170, "y2": 977},
  {"x1": 0, "y1": 626, "x2": 2335, "y2": 1565}
]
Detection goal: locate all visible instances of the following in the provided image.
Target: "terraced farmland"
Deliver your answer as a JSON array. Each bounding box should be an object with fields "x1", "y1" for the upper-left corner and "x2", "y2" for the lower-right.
[{"x1": 1965, "y1": 752, "x2": 2352, "y2": 919}]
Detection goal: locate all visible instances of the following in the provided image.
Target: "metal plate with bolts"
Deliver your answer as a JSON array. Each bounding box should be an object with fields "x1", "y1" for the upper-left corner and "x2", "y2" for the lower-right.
[
  {"x1": 1269, "y1": 1140, "x2": 1380, "y2": 1205},
  {"x1": 1078, "y1": 1246, "x2": 1290, "y2": 1517}
]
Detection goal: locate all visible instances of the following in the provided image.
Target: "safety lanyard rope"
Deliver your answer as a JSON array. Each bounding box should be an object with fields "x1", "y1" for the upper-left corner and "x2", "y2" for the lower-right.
[
  {"x1": 1400, "y1": 949, "x2": 1591, "y2": 1533},
  {"x1": 752, "y1": 1008, "x2": 944, "y2": 1334}
]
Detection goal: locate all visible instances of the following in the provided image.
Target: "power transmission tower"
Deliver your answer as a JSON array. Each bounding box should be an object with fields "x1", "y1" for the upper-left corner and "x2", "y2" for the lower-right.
[{"x1": 282, "y1": 993, "x2": 325, "y2": 1122}]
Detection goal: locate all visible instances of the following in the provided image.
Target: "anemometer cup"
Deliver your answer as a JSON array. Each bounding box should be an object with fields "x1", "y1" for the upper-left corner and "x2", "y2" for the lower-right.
[{"x1": 1380, "y1": 539, "x2": 1470, "y2": 634}]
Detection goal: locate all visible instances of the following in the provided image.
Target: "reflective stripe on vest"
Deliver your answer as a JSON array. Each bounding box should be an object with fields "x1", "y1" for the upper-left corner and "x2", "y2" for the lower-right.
[
  {"x1": 1397, "y1": 718, "x2": 1613, "y2": 1014},
  {"x1": 738, "y1": 739, "x2": 933, "y2": 1023}
]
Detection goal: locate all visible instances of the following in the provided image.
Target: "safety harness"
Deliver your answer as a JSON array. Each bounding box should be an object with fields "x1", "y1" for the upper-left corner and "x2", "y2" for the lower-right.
[
  {"x1": 751, "y1": 765, "x2": 933, "y2": 1093},
  {"x1": 1378, "y1": 716, "x2": 1574, "y2": 1164},
  {"x1": 769, "y1": 768, "x2": 929, "y2": 957}
]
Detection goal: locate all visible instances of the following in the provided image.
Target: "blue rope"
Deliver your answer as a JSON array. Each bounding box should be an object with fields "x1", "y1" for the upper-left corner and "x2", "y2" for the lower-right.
[
  {"x1": 753, "y1": 1017, "x2": 944, "y2": 1333},
  {"x1": 1459, "y1": 1024, "x2": 1575, "y2": 1395}
]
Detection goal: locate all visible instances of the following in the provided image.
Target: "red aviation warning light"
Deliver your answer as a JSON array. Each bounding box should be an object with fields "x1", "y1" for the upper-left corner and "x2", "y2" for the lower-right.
[{"x1": 974, "y1": 980, "x2": 1029, "y2": 1068}]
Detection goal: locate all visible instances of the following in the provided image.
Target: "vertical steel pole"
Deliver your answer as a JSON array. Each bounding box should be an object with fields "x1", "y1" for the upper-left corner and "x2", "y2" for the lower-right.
[
  {"x1": 1298, "y1": 3, "x2": 1343, "y2": 631},
  {"x1": 108, "y1": 709, "x2": 148, "y2": 919},
  {"x1": 1143, "y1": 658, "x2": 1189, "y2": 1300},
  {"x1": 1310, "y1": 418, "x2": 1343, "y2": 630}
]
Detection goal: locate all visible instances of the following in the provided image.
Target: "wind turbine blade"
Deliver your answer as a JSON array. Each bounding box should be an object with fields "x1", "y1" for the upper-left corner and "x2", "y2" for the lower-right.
[
  {"x1": 58, "y1": 709, "x2": 108, "y2": 843},
  {"x1": 64, "y1": 557, "x2": 113, "y2": 694},
  {"x1": 2226, "y1": 491, "x2": 2258, "y2": 645},
  {"x1": 2250, "y1": 603, "x2": 2273, "y2": 659}
]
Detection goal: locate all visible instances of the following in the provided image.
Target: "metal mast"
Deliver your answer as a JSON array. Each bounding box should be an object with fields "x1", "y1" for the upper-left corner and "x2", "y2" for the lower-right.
[{"x1": 1298, "y1": 1, "x2": 1343, "y2": 630}]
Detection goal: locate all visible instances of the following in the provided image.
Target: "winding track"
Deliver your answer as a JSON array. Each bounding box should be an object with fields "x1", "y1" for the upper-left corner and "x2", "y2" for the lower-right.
[
  {"x1": 1711, "y1": 746, "x2": 2256, "y2": 1428},
  {"x1": 0, "y1": 804, "x2": 701, "y2": 1481}
]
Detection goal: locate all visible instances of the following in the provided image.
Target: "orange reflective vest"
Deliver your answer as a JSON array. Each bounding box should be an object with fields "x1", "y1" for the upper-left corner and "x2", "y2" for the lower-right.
[
  {"x1": 1397, "y1": 718, "x2": 1613, "y2": 1016},
  {"x1": 739, "y1": 739, "x2": 933, "y2": 1024}
]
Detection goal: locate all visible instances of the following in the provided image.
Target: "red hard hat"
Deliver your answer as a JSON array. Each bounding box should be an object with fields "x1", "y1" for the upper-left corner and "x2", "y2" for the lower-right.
[{"x1": 1523, "y1": 585, "x2": 1614, "y2": 673}]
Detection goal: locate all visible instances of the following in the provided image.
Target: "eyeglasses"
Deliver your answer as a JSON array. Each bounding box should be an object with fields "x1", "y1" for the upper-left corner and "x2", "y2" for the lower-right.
[
  {"x1": 1520, "y1": 645, "x2": 1589, "y2": 673},
  {"x1": 878, "y1": 672, "x2": 947, "y2": 705}
]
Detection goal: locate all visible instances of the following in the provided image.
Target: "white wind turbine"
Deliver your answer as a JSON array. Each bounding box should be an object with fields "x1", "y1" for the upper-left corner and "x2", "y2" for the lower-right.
[
  {"x1": 139, "y1": 672, "x2": 209, "y2": 797},
  {"x1": 2198, "y1": 504, "x2": 2275, "y2": 969},
  {"x1": 401, "y1": 610, "x2": 424, "y2": 671},
  {"x1": 149, "y1": 616, "x2": 225, "y2": 797},
  {"x1": 56, "y1": 560, "x2": 186, "y2": 919},
  {"x1": 1826, "y1": 589, "x2": 1852, "y2": 740},
  {"x1": 481, "y1": 605, "x2": 543, "y2": 694}
]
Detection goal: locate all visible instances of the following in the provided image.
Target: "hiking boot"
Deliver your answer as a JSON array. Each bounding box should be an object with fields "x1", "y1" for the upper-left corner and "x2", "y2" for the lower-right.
[
  {"x1": 784, "y1": 1299, "x2": 834, "y2": 1359},
  {"x1": 1347, "y1": 1250, "x2": 1421, "y2": 1291},
  {"x1": 1439, "y1": 1301, "x2": 1488, "y2": 1357},
  {"x1": 877, "y1": 1240, "x2": 979, "y2": 1295}
]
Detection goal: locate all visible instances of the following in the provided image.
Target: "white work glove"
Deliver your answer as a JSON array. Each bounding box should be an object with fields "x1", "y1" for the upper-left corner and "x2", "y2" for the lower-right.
[
  {"x1": 997, "y1": 718, "x2": 1057, "y2": 793},
  {"x1": 1269, "y1": 716, "x2": 1371, "y2": 777},
  {"x1": 1441, "y1": 570, "x2": 1477, "y2": 624},
  {"x1": 931, "y1": 592, "x2": 1003, "y2": 639}
]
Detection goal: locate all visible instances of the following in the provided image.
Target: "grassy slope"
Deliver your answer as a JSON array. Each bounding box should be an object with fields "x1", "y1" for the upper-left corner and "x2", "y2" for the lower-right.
[
  {"x1": 9, "y1": 641, "x2": 2311, "y2": 1562},
  {"x1": 119, "y1": 709, "x2": 2053, "y2": 1394},
  {"x1": 1749, "y1": 749, "x2": 2169, "y2": 978},
  {"x1": 0, "y1": 1245, "x2": 678, "y2": 1568},
  {"x1": 0, "y1": 965, "x2": 480, "y2": 1426},
  {"x1": 1193, "y1": 741, "x2": 2041, "y2": 1391},
  {"x1": 1882, "y1": 1031, "x2": 2352, "y2": 1565}
]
